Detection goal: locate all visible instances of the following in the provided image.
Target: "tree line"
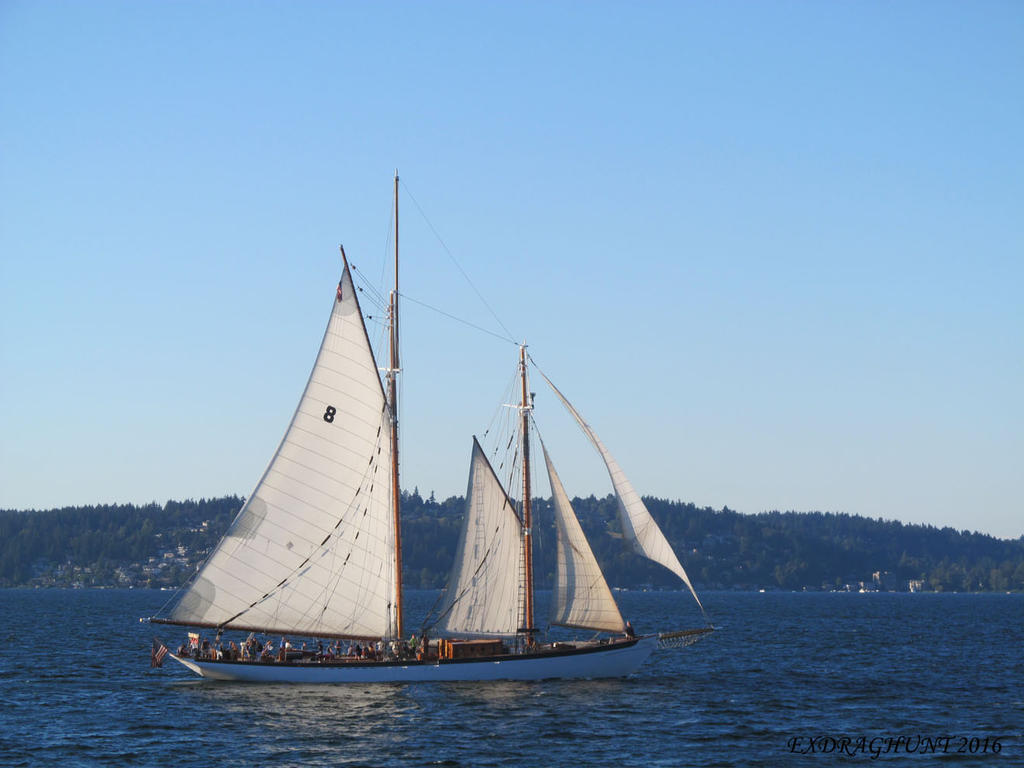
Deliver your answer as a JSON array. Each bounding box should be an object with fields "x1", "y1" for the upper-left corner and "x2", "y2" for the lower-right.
[{"x1": 2, "y1": 492, "x2": 1022, "y2": 591}]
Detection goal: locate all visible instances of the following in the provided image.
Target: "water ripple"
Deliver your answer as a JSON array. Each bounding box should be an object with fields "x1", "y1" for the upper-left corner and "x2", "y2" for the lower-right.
[{"x1": 2, "y1": 589, "x2": 1022, "y2": 766}]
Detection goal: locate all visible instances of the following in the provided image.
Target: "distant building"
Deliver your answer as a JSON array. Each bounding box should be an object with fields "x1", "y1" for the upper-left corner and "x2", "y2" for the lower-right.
[{"x1": 872, "y1": 570, "x2": 907, "y2": 591}]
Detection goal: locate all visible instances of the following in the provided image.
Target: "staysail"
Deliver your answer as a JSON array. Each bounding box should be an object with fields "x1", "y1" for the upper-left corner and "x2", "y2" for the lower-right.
[
  {"x1": 163, "y1": 262, "x2": 398, "y2": 640},
  {"x1": 542, "y1": 442, "x2": 625, "y2": 633},
  {"x1": 538, "y1": 370, "x2": 705, "y2": 613},
  {"x1": 436, "y1": 438, "x2": 524, "y2": 637}
]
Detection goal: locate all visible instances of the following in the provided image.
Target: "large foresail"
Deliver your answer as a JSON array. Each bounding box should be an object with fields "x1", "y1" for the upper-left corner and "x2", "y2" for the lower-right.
[
  {"x1": 542, "y1": 442, "x2": 625, "y2": 633},
  {"x1": 435, "y1": 438, "x2": 524, "y2": 638},
  {"x1": 161, "y1": 262, "x2": 397, "y2": 640},
  {"x1": 538, "y1": 370, "x2": 705, "y2": 614}
]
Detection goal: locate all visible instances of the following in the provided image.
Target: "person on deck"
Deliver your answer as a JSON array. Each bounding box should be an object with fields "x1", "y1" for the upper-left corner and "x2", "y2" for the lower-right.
[{"x1": 624, "y1": 620, "x2": 635, "y2": 638}]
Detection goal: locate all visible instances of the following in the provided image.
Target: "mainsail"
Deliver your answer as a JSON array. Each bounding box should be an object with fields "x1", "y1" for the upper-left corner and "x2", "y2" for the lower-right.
[
  {"x1": 538, "y1": 370, "x2": 705, "y2": 613},
  {"x1": 164, "y1": 262, "x2": 398, "y2": 640},
  {"x1": 543, "y1": 442, "x2": 625, "y2": 633},
  {"x1": 436, "y1": 438, "x2": 524, "y2": 637}
]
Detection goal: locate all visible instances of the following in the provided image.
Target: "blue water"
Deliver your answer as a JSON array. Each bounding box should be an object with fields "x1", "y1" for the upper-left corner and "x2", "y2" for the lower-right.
[{"x1": 1, "y1": 589, "x2": 1021, "y2": 767}]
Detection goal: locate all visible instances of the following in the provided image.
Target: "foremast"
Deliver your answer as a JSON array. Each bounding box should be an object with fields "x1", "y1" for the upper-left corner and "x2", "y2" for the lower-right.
[{"x1": 388, "y1": 170, "x2": 404, "y2": 640}]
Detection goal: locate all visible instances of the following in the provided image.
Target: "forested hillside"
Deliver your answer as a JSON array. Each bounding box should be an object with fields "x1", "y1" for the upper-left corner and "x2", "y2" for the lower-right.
[{"x1": 3, "y1": 492, "x2": 1022, "y2": 591}]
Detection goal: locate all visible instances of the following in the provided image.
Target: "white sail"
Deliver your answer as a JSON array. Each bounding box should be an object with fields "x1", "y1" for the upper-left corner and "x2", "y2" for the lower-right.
[
  {"x1": 436, "y1": 439, "x2": 524, "y2": 638},
  {"x1": 538, "y1": 371, "x2": 705, "y2": 613},
  {"x1": 168, "y1": 263, "x2": 397, "y2": 640},
  {"x1": 543, "y1": 443, "x2": 625, "y2": 633}
]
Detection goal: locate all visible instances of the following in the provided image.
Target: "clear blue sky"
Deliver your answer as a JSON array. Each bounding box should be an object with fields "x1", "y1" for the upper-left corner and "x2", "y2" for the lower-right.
[{"x1": 1, "y1": 1, "x2": 1021, "y2": 539}]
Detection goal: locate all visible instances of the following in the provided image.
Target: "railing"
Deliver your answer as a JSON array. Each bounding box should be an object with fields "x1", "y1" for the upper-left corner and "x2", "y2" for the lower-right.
[{"x1": 657, "y1": 627, "x2": 715, "y2": 650}]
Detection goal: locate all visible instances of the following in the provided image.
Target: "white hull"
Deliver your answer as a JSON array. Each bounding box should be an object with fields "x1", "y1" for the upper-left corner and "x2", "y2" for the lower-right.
[{"x1": 169, "y1": 636, "x2": 657, "y2": 683}]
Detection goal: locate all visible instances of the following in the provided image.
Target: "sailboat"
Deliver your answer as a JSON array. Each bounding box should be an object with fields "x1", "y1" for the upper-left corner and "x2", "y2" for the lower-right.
[{"x1": 149, "y1": 176, "x2": 712, "y2": 682}]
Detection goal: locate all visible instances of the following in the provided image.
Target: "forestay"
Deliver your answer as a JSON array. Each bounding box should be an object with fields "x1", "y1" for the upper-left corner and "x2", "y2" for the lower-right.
[
  {"x1": 538, "y1": 371, "x2": 705, "y2": 614},
  {"x1": 543, "y1": 443, "x2": 625, "y2": 633},
  {"x1": 436, "y1": 439, "x2": 524, "y2": 637},
  {"x1": 165, "y1": 263, "x2": 398, "y2": 640}
]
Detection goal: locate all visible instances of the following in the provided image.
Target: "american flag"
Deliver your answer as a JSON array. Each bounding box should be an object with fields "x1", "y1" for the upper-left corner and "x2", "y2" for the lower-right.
[
  {"x1": 337, "y1": 281, "x2": 343, "y2": 302},
  {"x1": 151, "y1": 638, "x2": 169, "y2": 668}
]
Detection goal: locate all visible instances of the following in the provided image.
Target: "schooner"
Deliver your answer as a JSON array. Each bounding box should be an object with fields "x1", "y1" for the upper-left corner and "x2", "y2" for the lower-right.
[{"x1": 149, "y1": 176, "x2": 712, "y2": 682}]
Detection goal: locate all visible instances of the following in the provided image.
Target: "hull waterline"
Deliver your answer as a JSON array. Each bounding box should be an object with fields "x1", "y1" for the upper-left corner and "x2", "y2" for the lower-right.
[{"x1": 169, "y1": 636, "x2": 657, "y2": 683}]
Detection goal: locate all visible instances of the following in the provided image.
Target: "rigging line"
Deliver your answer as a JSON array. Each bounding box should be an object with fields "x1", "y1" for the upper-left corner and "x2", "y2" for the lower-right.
[
  {"x1": 480, "y1": 364, "x2": 521, "y2": 447},
  {"x1": 361, "y1": 298, "x2": 391, "y2": 319},
  {"x1": 350, "y1": 265, "x2": 390, "y2": 309},
  {"x1": 399, "y1": 291, "x2": 517, "y2": 345},
  {"x1": 398, "y1": 178, "x2": 517, "y2": 342},
  {"x1": 356, "y1": 297, "x2": 390, "y2": 320},
  {"x1": 419, "y1": 587, "x2": 449, "y2": 632},
  {"x1": 353, "y1": 285, "x2": 388, "y2": 314},
  {"x1": 351, "y1": 263, "x2": 389, "y2": 305}
]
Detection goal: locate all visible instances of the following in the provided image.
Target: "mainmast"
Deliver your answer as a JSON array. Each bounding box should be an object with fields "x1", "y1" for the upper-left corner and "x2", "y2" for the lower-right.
[
  {"x1": 520, "y1": 344, "x2": 535, "y2": 635},
  {"x1": 389, "y1": 170, "x2": 404, "y2": 639}
]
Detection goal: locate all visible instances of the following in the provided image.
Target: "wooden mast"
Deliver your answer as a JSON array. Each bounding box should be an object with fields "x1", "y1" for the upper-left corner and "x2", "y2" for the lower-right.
[
  {"x1": 389, "y1": 170, "x2": 404, "y2": 639},
  {"x1": 520, "y1": 344, "x2": 535, "y2": 635}
]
